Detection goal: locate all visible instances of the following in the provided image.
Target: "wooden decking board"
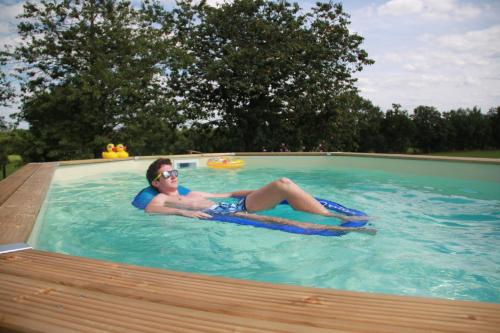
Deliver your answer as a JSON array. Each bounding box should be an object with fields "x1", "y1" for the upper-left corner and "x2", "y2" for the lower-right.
[
  {"x1": 0, "y1": 252, "x2": 486, "y2": 314},
  {"x1": 4, "y1": 250, "x2": 500, "y2": 322},
  {"x1": 5, "y1": 259, "x2": 499, "y2": 330},
  {"x1": 0, "y1": 163, "x2": 40, "y2": 206},
  {"x1": 9, "y1": 250, "x2": 498, "y2": 315},
  {"x1": 0, "y1": 279, "x2": 435, "y2": 333},
  {"x1": 1, "y1": 250, "x2": 499, "y2": 333},
  {"x1": 0, "y1": 163, "x2": 57, "y2": 244},
  {"x1": 0, "y1": 273, "x2": 336, "y2": 333}
]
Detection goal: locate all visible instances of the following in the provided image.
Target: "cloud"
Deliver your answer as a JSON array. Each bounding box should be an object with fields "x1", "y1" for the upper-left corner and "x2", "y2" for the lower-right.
[
  {"x1": 0, "y1": 2, "x2": 24, "y2": 22},
  {"x1": 356, "y1": 23, "x2": 500, "y2": 112},
  {"x1": 377, "y1": 0, "x2": 483, "y2": 21},
  {"x1": 378, "y1": 0, "x2": 423, "y2": 16},
  {"x1": 393, "y1": 25, "x2": 500, "y2": 72},
  {"x1": 205, "y1": 0, "x2": 229, "y2": 7},
  {"x1": 357, "y1": 69, "x2": 499, "y2": 112},
  {"x1": 0, "y1": 2, "x2": 25, "y2": 49},
  {"x1": 436, "y1": 25, "x2": 500, "y2": 54},
  {"x1": 0, "y1": 22, "x2": 10, "y2": 34}
]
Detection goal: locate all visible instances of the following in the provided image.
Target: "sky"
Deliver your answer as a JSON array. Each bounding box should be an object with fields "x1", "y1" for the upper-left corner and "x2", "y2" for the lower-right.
[{"x1": 1, "y1": 0, "x2": 500, "y2": 125}]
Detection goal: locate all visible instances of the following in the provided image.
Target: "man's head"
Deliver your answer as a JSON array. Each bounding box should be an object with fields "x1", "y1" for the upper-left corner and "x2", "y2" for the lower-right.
[{"x1": 147, "y1": 158, "x2": 173, "y2": 188}]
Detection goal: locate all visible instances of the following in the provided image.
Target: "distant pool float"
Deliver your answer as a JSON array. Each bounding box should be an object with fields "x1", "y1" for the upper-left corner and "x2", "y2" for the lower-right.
[
  {"x1": 131, "y1": 186, "x2": 371, "y2": 236},
  {"x1": 116, "y1": 144, "x2": 129, "y2": 158},
  {"x1": 207, "y1": 157, "x2": 245, "y2": 169},
  {"x1": 102, "y1": 143, "x2": 118, "y2": 159}
]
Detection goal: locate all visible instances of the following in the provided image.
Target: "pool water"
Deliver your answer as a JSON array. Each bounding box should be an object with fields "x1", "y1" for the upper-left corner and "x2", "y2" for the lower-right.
[{"x1": 33, "y1": 162, "x2": 500, "y2": 303}]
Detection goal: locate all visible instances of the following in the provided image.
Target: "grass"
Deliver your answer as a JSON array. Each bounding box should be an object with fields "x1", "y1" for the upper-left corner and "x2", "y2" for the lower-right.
[
  {"x1": 429, "y1": 150, "x2": 500, "y2": 158},
  {"x1": 0, "y1": 155, "x2": 25, "y2": 181}
]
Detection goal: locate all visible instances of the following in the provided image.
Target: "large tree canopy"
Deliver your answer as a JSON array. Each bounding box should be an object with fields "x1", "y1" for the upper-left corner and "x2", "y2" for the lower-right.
[
  {"x1": 169, "y1": 0, "x2": 373, "y2": 151},
  {"x1": 13, "y1": 0, "x2": 175, "y2": 160}
]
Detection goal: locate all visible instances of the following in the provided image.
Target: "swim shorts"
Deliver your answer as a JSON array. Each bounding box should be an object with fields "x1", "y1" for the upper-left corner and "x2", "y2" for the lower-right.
[{"x1": 204, "y1": 198, "x2": 247, "y2": 215}]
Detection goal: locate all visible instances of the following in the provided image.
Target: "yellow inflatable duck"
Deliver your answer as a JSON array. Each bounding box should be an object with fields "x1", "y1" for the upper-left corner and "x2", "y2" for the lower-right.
[
  {"x1": 116, "y1": 144, "x2": 129, "y2": 158},
  {"x1": 102, "y1": 143, "x2": 118, "y2": 159}
]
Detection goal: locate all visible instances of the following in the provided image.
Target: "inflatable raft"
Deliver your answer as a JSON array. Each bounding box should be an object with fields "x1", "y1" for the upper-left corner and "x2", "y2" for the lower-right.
[
  {"x1": 207, "y1": 157, "x2": 245, "y2": 169},
  {"x1": 132, "y1": 186, "x2": 370, "y2": 237}
]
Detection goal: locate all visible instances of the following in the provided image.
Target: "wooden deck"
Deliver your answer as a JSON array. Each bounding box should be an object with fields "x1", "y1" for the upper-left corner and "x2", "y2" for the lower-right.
[
  {"x1": 2, "y1": 250, "x2": 500, "y2": 333},
  {"x1": 0, "y1": 163, "x2": 57, "y2": 244},
  {"x1": 1, "y1": 162, "x2": 500, "y2": 332}
]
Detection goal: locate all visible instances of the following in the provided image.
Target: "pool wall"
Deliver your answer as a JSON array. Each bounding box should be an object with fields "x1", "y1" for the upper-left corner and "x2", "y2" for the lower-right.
[{"x1": 54, "y1": 152, "x2": 500, "y2": 182}]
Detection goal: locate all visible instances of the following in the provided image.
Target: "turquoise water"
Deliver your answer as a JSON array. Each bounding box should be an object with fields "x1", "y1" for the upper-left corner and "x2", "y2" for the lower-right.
[{"x1": 34, "y1": 164, "x2": 500, "y2": 303}]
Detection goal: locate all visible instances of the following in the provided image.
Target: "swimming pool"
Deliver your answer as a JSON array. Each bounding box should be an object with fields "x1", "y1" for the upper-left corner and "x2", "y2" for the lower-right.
[{"x1": 30, "y1": 156, "x2": 500, "y2": 303}]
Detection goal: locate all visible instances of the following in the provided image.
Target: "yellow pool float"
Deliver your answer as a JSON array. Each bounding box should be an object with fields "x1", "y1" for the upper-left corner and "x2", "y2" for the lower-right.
[
  {"x1": 207, "y1": 157, "x2": 245, "y2": 169},
  {"x1": 102, "y1": 143, "x2": 118, "y2": 159}
]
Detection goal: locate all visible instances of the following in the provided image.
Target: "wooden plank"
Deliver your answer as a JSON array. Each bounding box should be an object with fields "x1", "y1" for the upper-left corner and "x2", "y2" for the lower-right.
[
  {"x1": 0, "y1": 272, "x2": 335, "y2": 333},
  {"x1": 7, "y1": 250, "x2": 498, "y2": 317},
  {"x1": 0, "y1": 163, "x2": 57, "y2": 244},
  {"x1": 1, "y1": 250, "x2": 499, "y2": 333},
  {"x1": 0, "y1": 163, "x2": 40, "y2": 206}
]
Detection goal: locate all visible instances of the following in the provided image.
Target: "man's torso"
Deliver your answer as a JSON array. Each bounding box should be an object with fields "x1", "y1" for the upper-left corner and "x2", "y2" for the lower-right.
[{"x1": 161, "y1": 192, "x2": 215, "y2": 211}]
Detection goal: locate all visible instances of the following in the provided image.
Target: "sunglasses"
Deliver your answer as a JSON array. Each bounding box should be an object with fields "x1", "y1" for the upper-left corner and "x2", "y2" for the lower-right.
[{"x1": 154, "y1": 169, "x2": 179, "y2": 181}]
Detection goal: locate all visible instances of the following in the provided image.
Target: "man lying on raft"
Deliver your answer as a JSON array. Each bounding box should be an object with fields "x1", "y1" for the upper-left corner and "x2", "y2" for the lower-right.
[{"x1": 145, "y1": 158, "x2": 369, "y2": 225}]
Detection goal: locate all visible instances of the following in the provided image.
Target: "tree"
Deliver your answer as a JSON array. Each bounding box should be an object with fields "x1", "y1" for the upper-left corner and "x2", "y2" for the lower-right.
[
  {"x1": 0, "y1": 52, "x2": 15, "y2": 108},
  {"x1": 381, "y1": 104, "x2": 415, "y2": 153},
  {"x1": 12, "y1": 0, "x2": 175, "y2": 160},
  {"x1": 169, "y1": 0, "x2": 373, "y2": 151},
  {"x1": 354, "y1": 97, "x2": 385, "y2": 152},
  {"x1": 487, "y1": 107, "x2": 500, "y2": 148},
  {"x1": 411, "y1": 105, "x2": 446, "y2": 153},
  {"x1": 0, "y1": 116, "x2": 8, "y2": 131},
  {"x1": 443, "y1": 107, "x2": 490, "y2": 151}
]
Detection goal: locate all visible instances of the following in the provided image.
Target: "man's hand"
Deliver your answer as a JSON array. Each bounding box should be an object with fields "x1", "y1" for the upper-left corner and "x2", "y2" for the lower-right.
[{"x1": 182, "y1": 210, "x2": 212, "y2": 219}]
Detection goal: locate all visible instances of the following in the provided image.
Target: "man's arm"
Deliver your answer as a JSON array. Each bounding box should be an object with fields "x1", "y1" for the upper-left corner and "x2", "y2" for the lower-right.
[
  {"x1": 145, "y1": 195, "x2": 212, "y2": 219},
  {"x1": 190, "y1": 190, "x2": 254, "y2": 199}
]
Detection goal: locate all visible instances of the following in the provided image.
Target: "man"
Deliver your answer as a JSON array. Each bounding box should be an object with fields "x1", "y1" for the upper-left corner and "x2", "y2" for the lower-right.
[{"x1": 145, "y1": 158, "x2": 367, "y2": 223}]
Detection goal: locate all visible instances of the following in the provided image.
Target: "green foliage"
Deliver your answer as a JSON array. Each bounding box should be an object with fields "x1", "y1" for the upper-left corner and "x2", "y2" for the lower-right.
[
  {"x1": 169, "y1": 0, "x2": 373, "y2": 151},
  {"x1": 411, "y1": 106, "x2": 446, "y2": 153},
  {"x1": 355, "y1": 98, "x2": 385, "y2": 152},
  {"x1": 443, "y1": 107, "x2": 491, "y2": 151},
  {"x1": 0, "y1": 155, "x2": 25, "y2": 180},
  {"x1": 487, "y1": 107, "x2": 500, "y2": 148},
  {"x1": 0, "y1": 116, "x2": 8, "y2": 131},
  {"x1": 381, "y1": 104, "x2": 416, "y2": 153},
  {"x1": 0, "y1": 129, "x2": 28, "y2": 179},
  {"x1": 13, "y1": 0, "x2": 175, "y2": 161},
  {"x1": 0, "y1": 53, "x2": 15, "y2": 107}
]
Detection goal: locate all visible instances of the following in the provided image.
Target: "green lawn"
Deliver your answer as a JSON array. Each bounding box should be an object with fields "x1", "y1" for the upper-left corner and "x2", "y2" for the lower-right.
[
  {"x1": 430, "y1": 150, "x2": 500, "y2": 158},
  {"x1": 0, "y1": 155, "x2": 25, "y2": 181}
]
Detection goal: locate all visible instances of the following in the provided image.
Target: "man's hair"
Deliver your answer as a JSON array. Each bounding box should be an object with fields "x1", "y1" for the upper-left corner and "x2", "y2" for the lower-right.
[{"x1": 146, "y1": 158, "x2": 172, "y2": 186}]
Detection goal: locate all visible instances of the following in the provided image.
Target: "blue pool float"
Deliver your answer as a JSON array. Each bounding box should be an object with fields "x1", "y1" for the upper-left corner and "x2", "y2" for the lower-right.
[{"x1": 131, "y1": 186, "x2": 368, "y2": 236}]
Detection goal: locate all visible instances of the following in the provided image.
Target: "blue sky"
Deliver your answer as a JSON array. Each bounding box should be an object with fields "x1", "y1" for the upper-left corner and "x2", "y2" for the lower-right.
[{"x1": 1, "y1": 0, "x2": 499, "y2": 124}]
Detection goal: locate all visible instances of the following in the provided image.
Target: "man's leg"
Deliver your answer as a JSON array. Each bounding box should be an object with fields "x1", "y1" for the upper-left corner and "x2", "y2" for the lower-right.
[
  {"x1": 245, "y1": 178, "x2": 330, "y2": 215},
  {"x1": 244, "y1": 178, "x2": 368, "y2": 221}
]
